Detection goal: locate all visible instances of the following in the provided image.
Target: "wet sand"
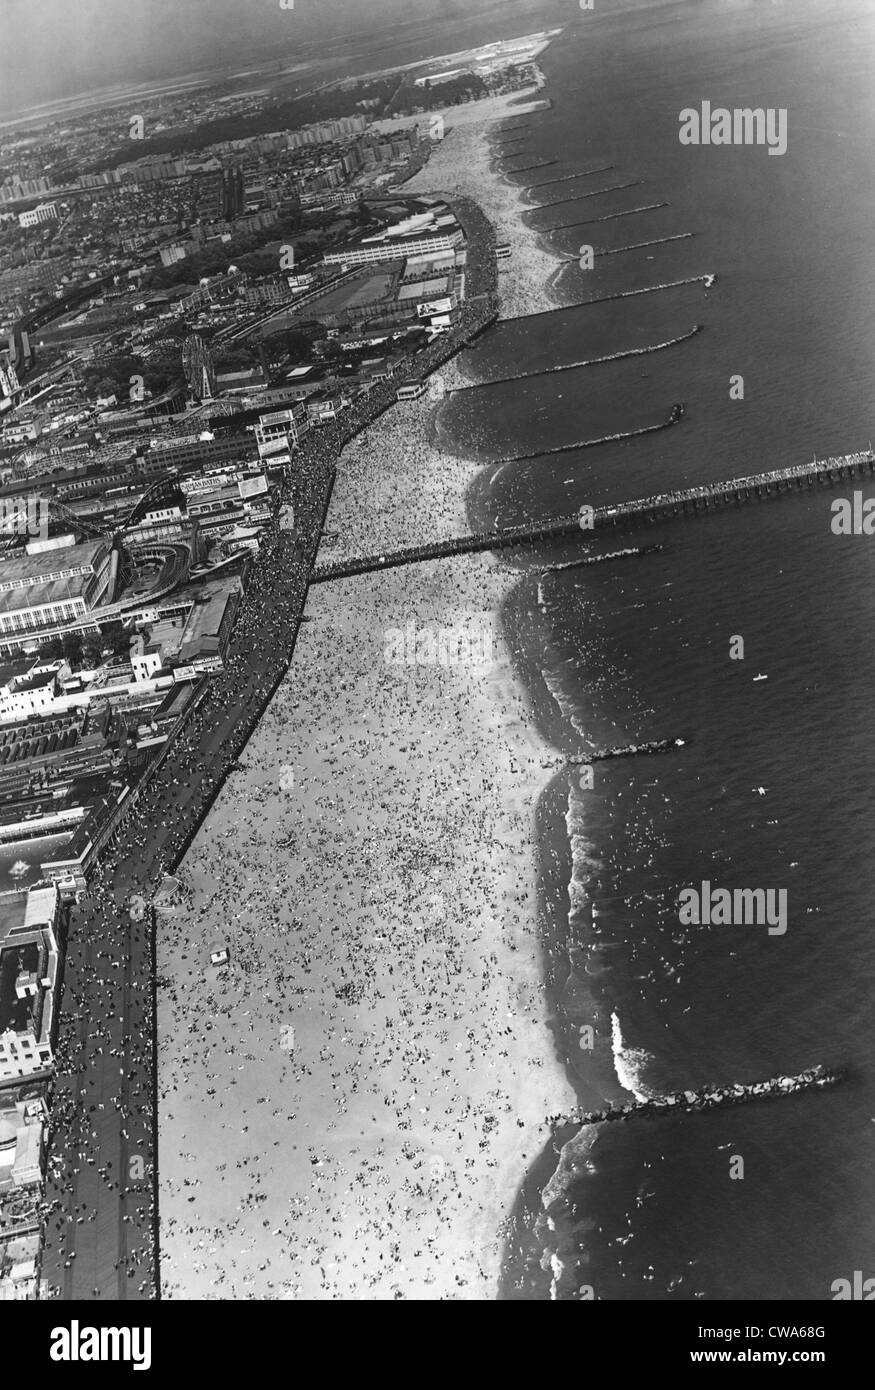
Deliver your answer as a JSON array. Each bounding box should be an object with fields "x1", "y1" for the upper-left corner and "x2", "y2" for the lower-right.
[{"x1": 157, "y1": 100, "x2": 575, "y2": 1301}]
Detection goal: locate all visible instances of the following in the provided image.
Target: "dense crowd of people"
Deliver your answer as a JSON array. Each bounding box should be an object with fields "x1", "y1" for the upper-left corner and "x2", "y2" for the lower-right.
[{"x1": 40, "y1": 100, "x2": 556, "y2": 1301}]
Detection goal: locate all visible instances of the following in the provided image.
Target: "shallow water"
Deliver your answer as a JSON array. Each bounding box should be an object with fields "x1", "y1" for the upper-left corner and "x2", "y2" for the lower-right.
[{"x1": 440, "y1": 0, "x2": 875, "y2": 1301}]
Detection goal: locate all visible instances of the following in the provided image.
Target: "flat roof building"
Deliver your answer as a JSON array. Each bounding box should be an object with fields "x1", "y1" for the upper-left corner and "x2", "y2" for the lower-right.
[
  {"x1": 0, "y1": 1095, "x2": 46, "y2": 1193},
  {"x1": 0, "y1": 540, "x2": 112, "y2": 637},
  {"x1": 255, "y1": 404, "x2": 310, "y2": 456},
  {"x1": 175, "y1": 585, "x2": 240, "y2": 674},
  {"x1": 322, "y1": 229, "x2": 462, "y2": 268},
  {"x1": 0, "y1": 885, "x2": 61, "y2": 1085}
]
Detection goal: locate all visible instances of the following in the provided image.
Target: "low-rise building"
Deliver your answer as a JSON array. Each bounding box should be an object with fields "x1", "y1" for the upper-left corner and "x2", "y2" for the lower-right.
[
  {"x1": 173, "y1": 585, "x2": 240, "y2": 674},
  {"x1": 0, "y1": 661, "x2": 71, "y2": 724},
  {"x1": 255, "y1": 403, "x2": 310, "y2": 457},
  {"x1": 0, "y1": 539, "x2": 113, "y2": 637},
  {"x1": 130, "y1": 643, "x2": 164, "y2": 683},
  {"x1": 0, "y1": 886, "x2": 62, "y2": 1084},
  {"x1": 305, "y1": 391, "x2": 352, "y2": 424},
  {"x1": 0, "y1": 1095, "x2": 46, "y2": 1191},
  {"x1": 0, "y1": 1232, "x2": 42, "y2": 1300}
]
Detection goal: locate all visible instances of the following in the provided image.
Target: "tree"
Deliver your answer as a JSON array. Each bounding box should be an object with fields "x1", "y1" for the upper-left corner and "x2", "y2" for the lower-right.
[
  {"x1": 215, "y1": 343, "x2": 258, "y2": 373},
  {"x1": 81, "y1": 636, "x2": 103, "y2": 667},
  {"x1": 285, "y1": 328, "x2": 314, "y2": 362},
  {"x1": 100, "y1": 622, "x2": 133, "y2": 656},
  {"x1": 62, "y1": 632, "x2": 83, "y2": 666}
]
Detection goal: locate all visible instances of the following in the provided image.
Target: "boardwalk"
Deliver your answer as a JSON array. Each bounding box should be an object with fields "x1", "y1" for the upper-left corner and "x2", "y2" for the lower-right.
[
  {"x1": 312, "y1": 449, "x2": 875, "y2": 582},
  {"x1": 38, "y1": 189, "x2": 501, "y2": 1302},
  {"x1": 42, "y1": 471, "x2": 335, "y2": 1302}
]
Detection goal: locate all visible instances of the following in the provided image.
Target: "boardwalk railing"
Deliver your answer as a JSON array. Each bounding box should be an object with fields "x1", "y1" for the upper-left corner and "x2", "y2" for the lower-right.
[{"x1": 312, "y1": 448, "x2": 875, "y2": 582}]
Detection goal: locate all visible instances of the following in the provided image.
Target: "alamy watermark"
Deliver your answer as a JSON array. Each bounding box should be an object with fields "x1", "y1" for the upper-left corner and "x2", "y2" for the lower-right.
[
  {"x1": 384, "y1": 619, "x2": 493, "y2": 667},
  {"x1": 831, "y1": 492, "x2": 875, "y2": 534},
  {"x1": 0, "y1": 496, "x2": 49, "y2": 540},
  {"x1": 50, "y1": 1322, "x2": 151, "y2": 1370},
  {"x1": 678, "y1": 880, "x2": 787, "y2": 935},
  {"x1": 831, "y1": 1271, "x2": 875, "y2": 1299},
  {"x1": 679, "y1": 102, "x2": 787, "y2": 156}
]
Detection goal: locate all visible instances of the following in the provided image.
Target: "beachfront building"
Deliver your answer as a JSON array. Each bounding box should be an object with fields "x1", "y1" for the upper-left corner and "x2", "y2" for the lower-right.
[
  {"x1": 305, "y1": 392, "x2": 353, "y2": 425},
  {"x1": 396, "y1": 382, "x2": 428, "y2": 402},
  {"x1": 322, "y1": 210, "x2": 464, "y2": 269},
  {"x1": 0, "y1": 1095, "x2": 46, "y2": 1190},
  {"x1": 0, "y1": 1232, "x2": 43, "y2": 1300},
  {"x1": 0, "y1": 886, "x2": 62, "y2": 1085},
  {"x1": 255, "y1": 404, "x2": 311, "y2": 458},
  {"x1": 0, "y1": 1091, "x2": 48, "y2": 1301},
  {"x1": 322, "y1": 230, "x2": 462, "y2": 268},
  {"x1": 0, "y1": 539, "x2": 114, "y2": 637},
  {"x1": 185, "y1": 479, "x2": 271, "y2": 539},
  {"x1": 172, "y1": 585, "x2": 240, "y2": 675}
]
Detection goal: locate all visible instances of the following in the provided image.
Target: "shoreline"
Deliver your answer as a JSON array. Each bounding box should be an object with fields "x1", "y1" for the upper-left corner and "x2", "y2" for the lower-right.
[
  {"x1": 460, "y1": 107, "x2": 638, "y2": 1299},
  {"x1": 156, "y1": 93, "x2": 583, "y2": 1300},
  {"x1": 155, "y1": 458, "x2": 577, "y2": 1299}
]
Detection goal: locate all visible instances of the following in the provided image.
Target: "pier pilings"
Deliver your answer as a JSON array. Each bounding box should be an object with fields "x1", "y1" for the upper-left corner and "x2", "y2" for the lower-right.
[{"x1": 312, "y1": 449, "x2": 875, "y2": 582}]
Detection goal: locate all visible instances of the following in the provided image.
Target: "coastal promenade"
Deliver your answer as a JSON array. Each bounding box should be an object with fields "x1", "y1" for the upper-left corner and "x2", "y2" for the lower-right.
[
  {"x1": 42, "y1": 463, "x2": 336, "y2": 1301},
  {"x1": 39, "y1": 186, "x2": 501, "y2": 1301},
  {"x1": 152, "y1": 149, "x2": 577, "y2": 1300},
  {"x1": 312, "y1": 449, "x2": 875, "y2": 582}
]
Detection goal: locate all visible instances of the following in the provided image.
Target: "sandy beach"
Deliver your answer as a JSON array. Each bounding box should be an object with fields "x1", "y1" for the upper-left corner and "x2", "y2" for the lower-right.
[
  {"x1": 401, "y1": 90, "x2": 566, "y2": 319},
  {"x1": 157, "y1": 96, "x2": 576, "y2": 1300}
]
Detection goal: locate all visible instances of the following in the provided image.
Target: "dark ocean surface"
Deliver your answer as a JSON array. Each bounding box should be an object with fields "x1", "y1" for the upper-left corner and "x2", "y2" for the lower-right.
[{"x1": 438, "y1": 0, "x2": 875, "y2": 1299}]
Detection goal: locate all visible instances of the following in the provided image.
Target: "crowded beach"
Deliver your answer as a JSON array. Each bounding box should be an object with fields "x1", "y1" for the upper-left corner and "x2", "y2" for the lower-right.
[{"x1": 157, "y1": 91, "x2": 575, "y2": 1300}]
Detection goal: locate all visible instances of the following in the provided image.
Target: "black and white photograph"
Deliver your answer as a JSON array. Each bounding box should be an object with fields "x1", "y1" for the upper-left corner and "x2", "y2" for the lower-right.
[{"x1": 0, "y1": 0, "x2": 872, "y2": 1352}]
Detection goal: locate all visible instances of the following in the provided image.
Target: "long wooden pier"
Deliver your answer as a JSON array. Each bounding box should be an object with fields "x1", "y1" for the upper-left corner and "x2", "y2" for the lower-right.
[{"x1": 311, "y1": 449, "x2": 875, "y2": 583}]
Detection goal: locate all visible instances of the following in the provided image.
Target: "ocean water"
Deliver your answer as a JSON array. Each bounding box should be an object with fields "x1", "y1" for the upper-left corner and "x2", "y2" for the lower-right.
[{"x1": 440, "y1": 0, "x2": 875, "y2": 1300}]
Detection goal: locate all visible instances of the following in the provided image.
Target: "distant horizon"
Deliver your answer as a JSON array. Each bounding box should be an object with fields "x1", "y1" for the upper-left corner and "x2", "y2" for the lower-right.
[
  {"x1": 0, "y1": 56, "x2": 296, "y2": 129},
  {"x1": 0, "y1": 0, "x2": 518, "y2": 122}
]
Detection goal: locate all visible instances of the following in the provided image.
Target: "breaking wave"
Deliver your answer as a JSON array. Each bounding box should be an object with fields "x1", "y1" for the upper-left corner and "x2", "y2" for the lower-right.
[{"x1": 611, "y1": 1010, "x2": 657, "y2": 1102}]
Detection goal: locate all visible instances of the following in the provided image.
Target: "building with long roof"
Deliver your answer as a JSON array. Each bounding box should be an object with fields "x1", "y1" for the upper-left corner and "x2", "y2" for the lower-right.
[
  {"x1": 0, "y1": 539, "x2": 113, "y2": 637},
  {"x1": 0, "y1": 886, "x2": 62, "y2": 1084}
]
